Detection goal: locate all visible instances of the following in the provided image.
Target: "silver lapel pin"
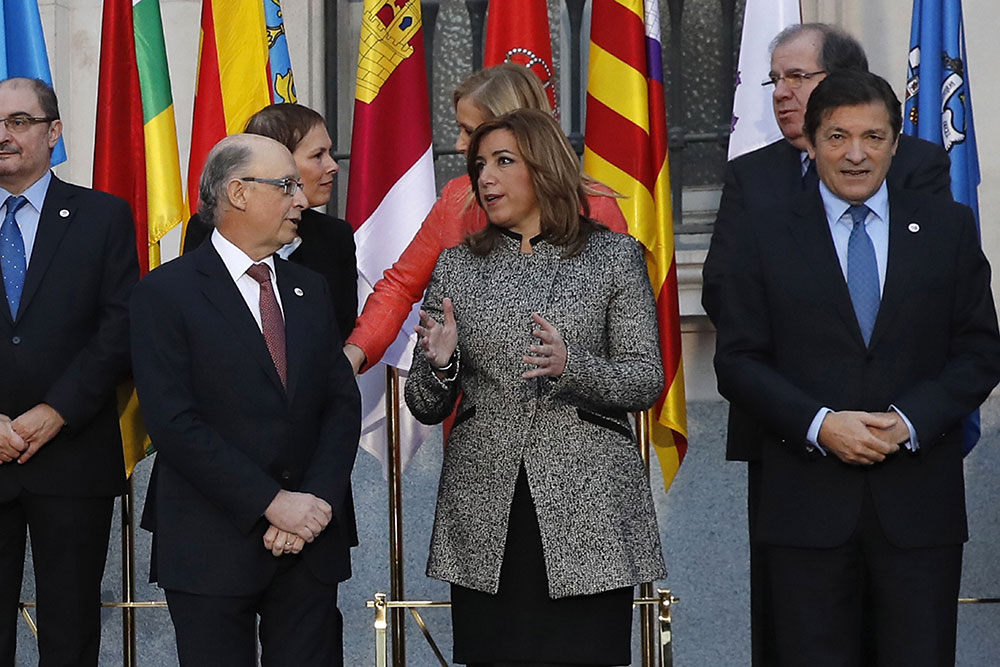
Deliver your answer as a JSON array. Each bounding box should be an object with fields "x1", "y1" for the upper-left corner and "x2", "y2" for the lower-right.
[
  {"x1": 907, "y1": 222, "x2": 920, "y2": 233},
  {"x1": 293, "y1": 287, "x2": 304, "y2": 297}
]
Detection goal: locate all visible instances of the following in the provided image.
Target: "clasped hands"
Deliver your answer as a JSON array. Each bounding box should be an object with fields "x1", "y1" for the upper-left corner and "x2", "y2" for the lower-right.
[
  {"x1": 262, "y1": 489, "x2": 333, "y2": 557},
  {"x1": 415, "y1": 298, "x2": 567, "y2": 378},
  {"x1": 817, "y1": 410, "x2": 911, "y2": 465},
  {"x1": 0, "y1": 404, "x2": 66, "y2": 465}
]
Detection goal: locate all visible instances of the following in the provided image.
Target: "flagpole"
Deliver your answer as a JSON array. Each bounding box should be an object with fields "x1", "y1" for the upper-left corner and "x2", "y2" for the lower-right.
[
  {"x1": 120, "y1": 480, "x2": 137, "y2": 667},
  {"x1": 385, "y1": 366, "x2": 406, "y2": 666},
  {"x1": 636, "y1": 411, "x2": 658, "y2": 667}
]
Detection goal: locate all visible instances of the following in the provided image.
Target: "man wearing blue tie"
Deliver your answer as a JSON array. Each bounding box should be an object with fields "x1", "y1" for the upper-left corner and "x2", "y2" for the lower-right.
[
  {"x1": 0, "y1": 77, "x2": 139, "y2": 665},
  {"x1": 713, "y1": 70, "x2": 1000, "y2": 665}
]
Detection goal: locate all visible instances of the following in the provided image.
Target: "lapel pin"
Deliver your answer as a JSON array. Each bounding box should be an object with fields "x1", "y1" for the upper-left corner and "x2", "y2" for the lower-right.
[
  {"x1": 907, "y1": 222, "x2": 920, "y2": 233},
  {"x1": 59, "y1": 209, "x2": 70, "y2": 218},
  {"x1": 293, "y1": 287, "x2": 304, "y2": 297}
]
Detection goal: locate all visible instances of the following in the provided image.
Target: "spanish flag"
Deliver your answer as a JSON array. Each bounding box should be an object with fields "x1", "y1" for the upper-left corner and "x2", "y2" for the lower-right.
[
  {"x1": 94, "y1": 0, "x2": 185, "y2": 475},
  {"x1": 584, "y1": 0, "x2": 688, "y2": 491}
]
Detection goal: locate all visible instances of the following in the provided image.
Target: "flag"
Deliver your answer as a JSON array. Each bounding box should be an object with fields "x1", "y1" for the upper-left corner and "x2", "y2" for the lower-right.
[
  {"x1": 727, "y1": 0, "x2": 800, "y2": 159},
  {"x1": 185, "y1": 0, "x2": 274, "y2": 219},
  {"x1": 264, "y1": 0, "x2": 296, "y2": 103},
  {"x1": 347, "y1": 0, "x2": 436, "y2": 473},
  {"x1": 0, "y1": 0, "x2": 67, "y2": 165},
  {"x1": 484, "y1": 0, "x2": 557, "y2": 113},
  {"x1": 584, "y1": 0, "x2": 688, "y2": 491},
  {"x1": 95, "y1": 0, "x2": 185, "y2": 476},
  {"x1": 904, "y1": 0, "x2": 981, "y2": 455}
]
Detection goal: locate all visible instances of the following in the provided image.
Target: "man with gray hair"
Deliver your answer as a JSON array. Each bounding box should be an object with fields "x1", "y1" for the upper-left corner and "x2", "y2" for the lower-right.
[
  {"x1": 702, "y1": 24, "x2": 953, "y2": 665},
  {"x1": 130, "y1": 134, "x2": 361, "y2": 666}
]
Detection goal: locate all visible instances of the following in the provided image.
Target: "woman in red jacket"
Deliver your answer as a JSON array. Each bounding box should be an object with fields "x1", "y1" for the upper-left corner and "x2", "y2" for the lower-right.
[{"x1": 344, "y1": 64, "x2": 628, "y2": 373}]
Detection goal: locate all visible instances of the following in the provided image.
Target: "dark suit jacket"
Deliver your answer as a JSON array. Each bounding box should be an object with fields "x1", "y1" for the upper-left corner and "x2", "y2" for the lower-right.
[
  {"x1": 704, "y1": 135, "x2": 952, "y2": 461},
  {"x1": 0, "y1": 176, "x2": 138, "y2": 501},
  {"x1": 184, "y1": 208, "x2": 358, "y2": 337},
  {"x1": 130, "y1": 240, "x2": 361, "y2": 596},
  {"x1": 713, "y1": 187, "x2": 1000, "y2": 549}
]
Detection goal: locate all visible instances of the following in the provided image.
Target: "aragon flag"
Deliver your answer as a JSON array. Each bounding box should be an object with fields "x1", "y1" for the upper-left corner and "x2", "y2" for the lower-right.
[
  {"x1": 185, "y1": 0, "x2": 293, "y2": 222},
  {"x1": 94, "y1": 0, "x2": 185, "y2": 476},
  {"x1": 584, "y1": 0, "x2": 688, "y2": 491},
  {"x1": 484, "y1": 0, "x2": 558, "y2": 113},
  {"x1": 346, "y1": 0, "x2": 436, "y2": 473}
]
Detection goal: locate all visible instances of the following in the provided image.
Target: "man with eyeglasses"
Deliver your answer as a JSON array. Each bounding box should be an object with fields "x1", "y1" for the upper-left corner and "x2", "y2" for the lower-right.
[
  {"x1": 0, "y1": 77, "x2": 139, "y2": 665},
  {"x1": 701, "y1": 24, "x2": 953, "y2": 666},
  {"x1": 130, "y1": 133, "x2": 360, "y2": 666}
]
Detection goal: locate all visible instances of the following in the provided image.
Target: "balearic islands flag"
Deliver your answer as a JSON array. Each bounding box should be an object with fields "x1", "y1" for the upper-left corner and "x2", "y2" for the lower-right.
[
  {"x1": 904, "y1": 0, "x2": 981, "y2": 455},
  {"x1": 584, "y1": 0, "x2": 688, "y2": 491},
  {"x1": 347, "y1": 0, "x2": 436, "y2": 473},
  {"x1": 95, "y1": 0, "x2": 185, "y2": 476},
  {"x1": 484, "y1": 0, "x2": 557, "y2": 113},
  {"x1": 727, "y1": 0, "x2": 799, "y2": 159},
  {"x1": 0, "y1": 0, "x2": 67, "y2": 165}
]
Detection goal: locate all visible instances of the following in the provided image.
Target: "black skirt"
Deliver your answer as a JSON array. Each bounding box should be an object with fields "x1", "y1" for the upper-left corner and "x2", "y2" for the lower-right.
[{"x1": 451, "y1": 466, "x2": 633, "y2": 666}]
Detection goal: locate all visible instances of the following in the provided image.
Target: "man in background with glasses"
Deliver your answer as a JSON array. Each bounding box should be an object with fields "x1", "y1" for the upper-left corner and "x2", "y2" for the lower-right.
[
  {"x1": 702, "y1": 24, "x2": 953, "y2": 666},
  {"x1": 0, "y1": 77, "x2": 139, "y2": 665},
  {"x1": 130, "y1": 134, "x2": 361, "y2": 666}
]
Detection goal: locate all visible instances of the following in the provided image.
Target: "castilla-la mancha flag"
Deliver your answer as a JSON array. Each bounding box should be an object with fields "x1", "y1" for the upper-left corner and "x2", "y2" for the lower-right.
[
  {"x1": 94, "y1": 0, "x2": 185, "y2": 475},
  {"x1": 584, "y1": 0, "x2": 688, "y2": 491},
  {"x1": 484, "y1": 0, "x2": 558, "y2": 113},
  {"x1": 347, "y1": 0, "x2": 436, "y2": 473}
]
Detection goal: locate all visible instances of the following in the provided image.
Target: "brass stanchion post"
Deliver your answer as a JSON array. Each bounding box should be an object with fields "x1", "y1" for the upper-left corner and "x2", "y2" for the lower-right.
[
  {"x1": 385, "y1": 367, "x2": 406, "y2": 666},
  {"x1": 636, "y1": 411, "x2": 657, "y2": 667},
  {"x1": 121, "y1": 479, "x2": 137, "y2": 667}
]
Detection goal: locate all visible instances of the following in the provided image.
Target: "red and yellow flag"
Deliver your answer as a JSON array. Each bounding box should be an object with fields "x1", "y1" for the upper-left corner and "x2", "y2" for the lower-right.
[
  {"x1": 94, "y1": 0, "x2": 185, "y2": 475},
  {"x1": 584, "y1": 0, "x2": 688, "y2": 490}
]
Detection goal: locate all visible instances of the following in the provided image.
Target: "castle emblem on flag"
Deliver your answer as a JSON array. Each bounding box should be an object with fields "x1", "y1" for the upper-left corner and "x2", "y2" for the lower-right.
[{"x1": 357, "y1": 0, "x2": 421, "y2": 104}]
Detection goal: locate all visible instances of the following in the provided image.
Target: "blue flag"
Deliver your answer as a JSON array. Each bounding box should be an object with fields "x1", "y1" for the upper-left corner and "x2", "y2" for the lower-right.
[
  {"x1": 904, "y1": 0, "x2": 981, "y2": 455},
  {"x1": 0, "y1": 0, "x2": 67, "y2": 165}
]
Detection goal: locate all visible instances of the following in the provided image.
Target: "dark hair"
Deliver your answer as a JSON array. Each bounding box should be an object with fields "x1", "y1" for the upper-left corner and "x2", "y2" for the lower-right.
[
  {"x1": 465, "y1": 109, "x2": 600, "y2": 258},
  {"x1": 244, "y1": 103, "x2": 326, "y2": 153},
  {"x1": 198, "y1": 136, "x2": 254, "y2": 227},
  {"x1": 803, "y1": 70, "x2": 902, "y2": 144},
  {"x1": 0, "y1": 77, "x2": 60, "y2": 119},
  {"x1": 770, "y1": 23, "x2": 869, "y2": 73}
]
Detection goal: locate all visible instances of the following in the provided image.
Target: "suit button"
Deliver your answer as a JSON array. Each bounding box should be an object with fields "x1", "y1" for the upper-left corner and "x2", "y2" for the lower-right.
[
  {"x1": 280, "y1": 470, "x2": 291, "y2": 481},
  {"x1": 11, "y1": 336, "x2": 20, "y2": 345}
]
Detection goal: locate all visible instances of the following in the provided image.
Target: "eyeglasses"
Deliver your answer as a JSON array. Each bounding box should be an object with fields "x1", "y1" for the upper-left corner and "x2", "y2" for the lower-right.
[
  {"x1": 0, "y1": 115, "x2": 56, "y2": 133},
  {"x1": 761, "y1": 71, "x2": 826, "y2": 89},
  {"x1": 239, "y1": 177, "x2": 303, "y2": 196}
]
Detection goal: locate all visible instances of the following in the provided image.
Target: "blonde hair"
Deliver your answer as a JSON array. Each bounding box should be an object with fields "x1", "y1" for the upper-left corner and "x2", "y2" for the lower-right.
[{"x1": 452, "y1": 63, "x2": 551, "y2": 118}]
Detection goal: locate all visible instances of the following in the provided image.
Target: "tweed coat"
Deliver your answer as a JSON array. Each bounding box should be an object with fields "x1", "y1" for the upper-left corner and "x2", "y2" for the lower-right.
[{"x1": 405, "y1": 227, "x2": 667, "y2": 599}]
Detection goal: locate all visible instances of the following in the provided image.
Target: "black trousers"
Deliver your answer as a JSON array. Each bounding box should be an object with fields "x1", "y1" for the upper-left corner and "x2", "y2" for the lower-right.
[
  {"x1": 766, "y1": 483, "x2": 962, "y2": 667},
  {"x1": 165, "y1": 554, "x2": 343, "y2": 667},
  {"x1": 0, "y1": 492, "x2": 114, "y2": 667},
  {"x1": 747, "y1": 461, "x2": 777, "y2": 667}
]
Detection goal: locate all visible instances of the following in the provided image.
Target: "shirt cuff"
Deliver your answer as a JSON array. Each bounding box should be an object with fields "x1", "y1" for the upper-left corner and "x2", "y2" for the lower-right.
[
  {"x1": 889, "y1": 404, "x2": 919, "y2": 451},
  {"x1": 807, "y1": 407, "x2": 831, "y2": 456}
]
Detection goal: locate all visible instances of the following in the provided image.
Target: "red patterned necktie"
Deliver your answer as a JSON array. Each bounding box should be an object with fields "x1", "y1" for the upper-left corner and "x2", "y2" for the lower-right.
[{"x1": 245, "y1": 263, "x2": 287, "y2": 387}]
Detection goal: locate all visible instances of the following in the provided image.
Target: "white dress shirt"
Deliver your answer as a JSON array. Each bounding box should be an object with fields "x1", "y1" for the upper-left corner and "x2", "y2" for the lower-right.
[{"x1": 211, "y1": 229, "x2": 284, "y2": 333}]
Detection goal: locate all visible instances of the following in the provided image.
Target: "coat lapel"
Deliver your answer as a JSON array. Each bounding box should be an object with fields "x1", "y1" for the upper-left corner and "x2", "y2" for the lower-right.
[
  {"x1": 787, "y1": 189, "x2": 866, "y2": 346},
  {"x1": 275, "y1": 259, "x2": 306, "y2": 405},
  {"x1": 195, "y1": 242, "x2": 286, "y2": 396},
  {"x1": 868, "y1": 189, "x2": 925, "y2": 349},
  {"x1": 17, "y1": 176, "x2": 73, "y2": 321}
]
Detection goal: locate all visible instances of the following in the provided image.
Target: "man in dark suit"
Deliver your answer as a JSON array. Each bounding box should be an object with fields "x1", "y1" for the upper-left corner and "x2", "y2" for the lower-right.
[
  {"x1": 0, "y1": 78, "x2": 138, "y2": 665},
  {"x1": 130, "y1": 134, "x2": 361, "y2": 666},
  {"x1": 714, "y1": 69, "x2": 1000, "y2": 665},
  {"x1": 701, "y1": 24, "x2": 953, "y2": 664}
]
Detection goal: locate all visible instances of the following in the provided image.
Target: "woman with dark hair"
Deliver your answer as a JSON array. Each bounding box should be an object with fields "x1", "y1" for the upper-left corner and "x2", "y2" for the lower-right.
[
  {"x1": 343, "y1": 63, "x2": 627, "y2": 374},
  {"x1": 405, "y1": 109, "x2": 666, "y2": 667},
  {"x1": 183, "y1": 103, "x2": 357, "y2": 337}
]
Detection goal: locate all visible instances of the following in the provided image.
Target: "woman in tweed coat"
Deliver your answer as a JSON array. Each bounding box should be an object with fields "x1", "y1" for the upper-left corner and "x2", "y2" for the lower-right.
[{"x1": 405, "y1": 109, "x2": 667, "y2": 667}]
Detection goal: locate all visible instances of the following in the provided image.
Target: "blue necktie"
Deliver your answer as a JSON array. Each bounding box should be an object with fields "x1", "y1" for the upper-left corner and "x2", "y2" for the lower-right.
[
  {"x1": 0, "y1": 195, "x2": 28, "y2": 319},
  {"x1": 846, "y1": 204, "x2": 879, "y2": 345}
]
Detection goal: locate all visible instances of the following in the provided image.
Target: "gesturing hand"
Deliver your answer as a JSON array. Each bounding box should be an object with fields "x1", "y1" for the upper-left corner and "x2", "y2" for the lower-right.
[
  {"x1": 264, "y1": 490, "x2": 332, "y2": 543},
  {"x1": 522, "y1": 313, "x2": 567, "y2": 378},
  {"x1": 818, "y1": 411, "x2": 900, "y2": 465},
  {"x1": 415, "y1": 297, "x2": 458, "y2": 370}
]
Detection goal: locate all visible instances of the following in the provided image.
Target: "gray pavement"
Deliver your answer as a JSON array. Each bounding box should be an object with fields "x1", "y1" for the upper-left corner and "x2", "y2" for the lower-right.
[{"x1": 14, "y1": 397, "x2": 1000, "y2": 665}]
